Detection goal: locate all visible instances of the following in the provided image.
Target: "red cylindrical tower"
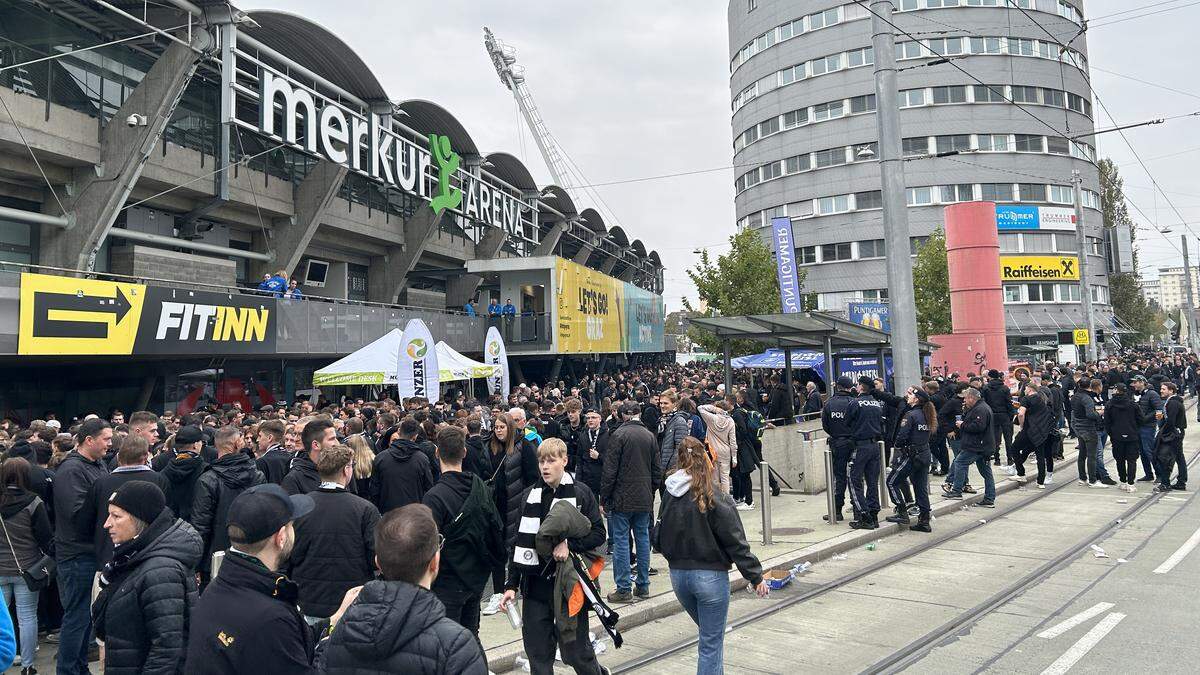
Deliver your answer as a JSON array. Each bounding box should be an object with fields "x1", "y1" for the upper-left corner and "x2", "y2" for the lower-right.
[{"x1": 944, "y1": 202, "x2": 1004, "y2": 335}]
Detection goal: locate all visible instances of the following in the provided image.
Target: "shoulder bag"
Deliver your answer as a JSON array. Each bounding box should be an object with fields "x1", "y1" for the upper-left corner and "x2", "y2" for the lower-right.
[{"x1": 0, "y1": 500, "x2": 56, "y2": 592}]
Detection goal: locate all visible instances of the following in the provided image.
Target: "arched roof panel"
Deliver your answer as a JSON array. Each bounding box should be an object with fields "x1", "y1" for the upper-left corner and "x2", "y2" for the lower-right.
[
  {"x1": 540, "y1": 185, "x2": 578, "y2": 218},
  {"x1": 579, "y1": 208, "x2": 607, "y2": 234},
  {"x1": 244, "y1": 11, "x2": 389, "y2": 102},
  {"x1": 396, "y1": 100, "x2": 479, "y2": 157},
  {"x1": 484, "y1": 152, "x2": 537, "y2": 192},
  {"x1": 631, "y1": 239, "x2": 647, "y2": 257},
  {"x1": 606, "y1": 226, "x2": 629, "y2": 247},
  {"x1": 649, "y1": 250, "x2": 662, "y2": 266}
]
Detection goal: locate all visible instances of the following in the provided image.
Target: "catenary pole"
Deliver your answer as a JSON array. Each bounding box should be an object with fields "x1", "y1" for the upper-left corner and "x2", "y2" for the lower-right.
[
  {"x1": 870, "y1": 0, "x2": 920, "y2": 392},
  {"x1": 1072, "y1": 169, "x2": 1098, "y2": 361},
  {"x1": 1182, "y1": 235, "x2": 1199, "y2": 353}
]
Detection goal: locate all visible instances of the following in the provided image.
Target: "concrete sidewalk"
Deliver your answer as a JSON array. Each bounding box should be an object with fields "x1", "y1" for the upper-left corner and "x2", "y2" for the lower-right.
[{"x1": 482, "y1": 442, "x2": 1043, "y2": 670}]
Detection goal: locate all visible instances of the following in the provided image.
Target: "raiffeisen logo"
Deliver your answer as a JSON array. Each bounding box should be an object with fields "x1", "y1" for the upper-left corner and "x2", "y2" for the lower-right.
[{"x1": 407, "y1": 338, "x2": 428, "y2": 359}]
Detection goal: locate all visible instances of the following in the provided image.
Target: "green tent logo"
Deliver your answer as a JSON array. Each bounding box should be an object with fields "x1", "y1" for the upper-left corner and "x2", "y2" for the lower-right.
[
  {"x1": 406, "y1": 338, "x2": 428, "y2": 359},
  {"x1": 429, "y1": 133, "x2": 462, "y2": 214}
]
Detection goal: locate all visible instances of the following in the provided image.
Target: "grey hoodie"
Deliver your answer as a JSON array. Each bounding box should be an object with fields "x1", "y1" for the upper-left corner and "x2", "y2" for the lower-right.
[{"x1": 699, "y1": 404, "x2": 736, "y2": 461}]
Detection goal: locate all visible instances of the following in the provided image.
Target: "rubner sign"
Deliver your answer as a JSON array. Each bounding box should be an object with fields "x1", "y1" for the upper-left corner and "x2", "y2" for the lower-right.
[{"x1": 244, "y1": 68, "x2": 530, "y2": 234}]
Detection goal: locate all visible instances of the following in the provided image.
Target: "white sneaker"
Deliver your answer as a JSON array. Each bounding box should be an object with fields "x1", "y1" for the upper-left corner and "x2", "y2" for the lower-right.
[
  {"x1": 1037, "y1": 482, "x2": 1047, "y2": 490},
  {"x1": 1127, "y1": 484, "x2": 1137, "y2": 493},
  {"x1": 1007, "y1": 475, "x2": 1026, "y2": 483},
  {"x1": 736, "y1": 502, "x2": 755, "y2": 511},
  {"x1": 1045, "y1": 473, "x2": 1055, "y2": 486},
  {"x1": 1089, "y1": 481, "x2": 1107, "y2": 488},
  {"x1": 482, "y1": 593, "x2": 503, "y2": 616},
  {"x1": 1078, "y1": 479, "x2": 1088, "y2": 486}
]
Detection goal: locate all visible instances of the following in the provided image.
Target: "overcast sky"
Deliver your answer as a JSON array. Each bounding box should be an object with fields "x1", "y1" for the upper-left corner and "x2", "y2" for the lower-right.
[{"x1": 258, "y1": 0, "x2": 1200, "y2": 310}]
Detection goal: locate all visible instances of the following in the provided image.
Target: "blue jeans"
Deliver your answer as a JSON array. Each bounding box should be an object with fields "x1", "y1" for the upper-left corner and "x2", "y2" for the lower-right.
[
  {"x1": 1138, "y1": 426, "x2": 1158, "y2": 478},
  {"x1": 0, "y1": 575, "x2": 38, "y2": 667},
  {"x1": 669, "y1": 568, "x2": 730, "y2": 675},
  {"x1": 609, "y1": 511, "x2": 651, "y2": 593},
  {"x1": 56, "y1": 556, "x2": 96, "y2": 675},
  {"x1": 951, "y1": 449, "x2": 996, "y2": 501},
  {"x1": 1096, "y1": 431, "x2": 1111, "y2": 479}
]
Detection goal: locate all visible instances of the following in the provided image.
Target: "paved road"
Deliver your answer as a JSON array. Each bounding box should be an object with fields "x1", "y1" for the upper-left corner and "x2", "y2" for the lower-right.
[{"x1": 576, "y1": 432, "x2": 1200, "y2": 675}]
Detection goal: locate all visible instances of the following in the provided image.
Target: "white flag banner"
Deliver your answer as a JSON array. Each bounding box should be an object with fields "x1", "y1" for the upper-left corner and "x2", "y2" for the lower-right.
[
  {"x1": 484, "y1": 326, "x2": 510, "y2": 399},
  {"x1": 398, "y1": 319, "x2": 440, "y2": 401}
]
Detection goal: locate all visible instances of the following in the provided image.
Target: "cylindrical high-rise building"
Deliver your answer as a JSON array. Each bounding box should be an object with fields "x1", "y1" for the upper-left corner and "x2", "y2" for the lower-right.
[{"x1": 728, "y1": 0, "x2": 1112, "y2": 352}]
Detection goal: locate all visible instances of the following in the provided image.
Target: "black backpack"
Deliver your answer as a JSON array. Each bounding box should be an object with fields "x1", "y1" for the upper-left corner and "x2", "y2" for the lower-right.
[{"x1": 440, "y1": 475, "x2": 505, "y2": 588}]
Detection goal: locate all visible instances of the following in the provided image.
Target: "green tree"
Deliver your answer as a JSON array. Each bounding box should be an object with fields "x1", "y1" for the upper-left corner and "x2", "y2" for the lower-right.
[
  {"x1": 682, "y1": 228, "x2": 803, "y2": 354},
  {"x1": 1099, "y1": 158, "x2": 1161, "y2": 343},
  {"x1": 912, "y1": 229, "x2": 951, "y2": 340}
]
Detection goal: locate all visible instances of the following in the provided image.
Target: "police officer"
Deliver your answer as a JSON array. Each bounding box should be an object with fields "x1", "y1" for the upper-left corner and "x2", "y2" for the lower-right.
[
  {"x1": 886, "y1": 388, "x2": 935, "y2": 532},
  {"x1": 820, "y1": 376, "x2": 858, "y2": 523},
  {"x1": 849, "y1": 376, "x2": 885, "y2": 530}
]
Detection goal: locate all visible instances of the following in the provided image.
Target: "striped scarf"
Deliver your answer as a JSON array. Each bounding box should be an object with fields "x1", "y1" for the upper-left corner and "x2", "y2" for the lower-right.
[{"x1": 512, "y1": 472, "x2": 576, "y2": 569}]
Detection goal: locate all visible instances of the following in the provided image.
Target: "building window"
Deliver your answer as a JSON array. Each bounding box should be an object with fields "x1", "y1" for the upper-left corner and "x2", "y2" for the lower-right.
[
  {"x1": 1011, "y1": 86, "x2": 1039, "y2": 103},
  {"x1": 814, "y1": 148, "x2": 848, "y2": 168},
  {"x1": 936, "y1": 134, "x2": 971, "y2": 153},
  {"x1": 974, "y1": 85, "x2": 1006, "y2": 102},
  {"x1": 999, "y1": 233, "x2": 1020, "y2": 253},
  {"x1": 1019, "y1": 183, "x2": 1048, "y2": 202},
  {"x1": 969, "y1": 36, "x2": 1003, "y2": 54},
  {"x1": 906, "y1": 187, "x2": 934, "y2": 206},
  {"x1": 927, "y1": 37, "x2": 964, "y2": 56},
  {"x1": 1014, "y1": 134, "x2": 1044, "y2": 153},
  {"x1": 847, "y1": 47, "x2": 874, "y2": 68},
  {"x1": 941, "y1": 184, "x2": 975, "y2": 202},
  {"x1": 978, "y1": 134, "x2": 1010, "y2": 152},
  {"x1": 1047, "y1": 136, "x2": 1071, "y2": 155},
  {"x1": 785, "y1": 154, "x2": 811, "y2": 173},
  {"x1": 1048, "y1": 185, "x2": 1074, "y2": 204},
  {"x1": 1003, "y1": 285, "x2": 1022, "y2": 303},
  {"x1": 850, "y1": 94, "x2": 876, "y2": 113},
  {"x1": 858, "y1": 239, "x2": 885, "y2": 259},
  {"x1": 896, "y1": 41, "x2": 925, "y2": 60},
  {"x1": 816, "y1": 195, "x2": 851, "y2": 215},
  {"x1": 0, "y1": 215, "x2": 36, "y2": 264},
  {"x1": 861, "y1": 289, "x2": 889, "y2": 302},
  {"x1": 899, "y1": 89, "x2": 926, "y2": 107},
  {"x1": 1024, "y1": 232, "x2": 1054, "y2": 253},
  {"x1": 821, "y1": 242, "x2": 853, "y2": 261},
  {"x1": 1055, "y1": 234, "x2": 1078, "y2": 252},
  {"x1": 812, "y1": 101, "x2": 844, "y2": 121},
  {"x1": 798, "y1": 246, "x2": 817, "y2": 264},
  {"x1": 903, "y1": 137, "x2": 929, "y2": 157},
  {"x1": 980, "y1": 183, "x2": 1014, "y2": 202},
  {"x1": 855, "y1": 190, "x2": 883, "y2": 210},
  {"x1": 1058, "y1": 283, "x2": 1081, "y2": 302},
  {"x1": 1027, "y1": 283, "x2": 1056, "y2": 302},
  {"x1": 910, "y1": 236, "x2": 929, "y2": 255},
  {"x1": 783, "y1": 108, "x2": 808, "y2": 128},
  {"x1": 932, "y1": 86, "x2": 968, "y2": 104}
]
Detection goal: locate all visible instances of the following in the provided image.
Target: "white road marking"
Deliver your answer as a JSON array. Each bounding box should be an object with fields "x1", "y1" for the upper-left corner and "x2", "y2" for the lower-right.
[
  {"x1": 1153, "y1": 524, "x2": 1200, "y2": 574},
  {"x1": 1036, "y1": 602, "x2": 1115, "y2": 639},
  {"x1": 1040, "y1": 612, "x2": 1126, "y2": 675}
]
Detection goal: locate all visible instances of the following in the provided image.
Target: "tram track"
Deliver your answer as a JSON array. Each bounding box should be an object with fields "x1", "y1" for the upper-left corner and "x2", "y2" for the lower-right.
[{"x1": 609, "y1": 435, "x2": 1200, "y2": 674}]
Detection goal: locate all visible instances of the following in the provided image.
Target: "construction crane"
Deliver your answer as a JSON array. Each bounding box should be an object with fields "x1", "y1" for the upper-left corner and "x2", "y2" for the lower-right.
[{"x1": 483, "y1": 27, "x2": 574, "y2": 192}]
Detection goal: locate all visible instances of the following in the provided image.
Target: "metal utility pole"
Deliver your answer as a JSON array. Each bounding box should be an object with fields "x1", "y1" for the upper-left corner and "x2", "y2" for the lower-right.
[
  {"x1": 1182, "y1": 235, "x2": 1199, "y2": 353},
  {"x1": 869, "y1": 1, "x2": 920, "y2": 392},
  {"x1": 1072, "y1": 170, "x2": 1097, "y2": 361}
]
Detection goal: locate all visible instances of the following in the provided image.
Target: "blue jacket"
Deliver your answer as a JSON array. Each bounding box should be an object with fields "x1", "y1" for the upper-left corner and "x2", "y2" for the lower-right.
[
  {"x1": 502, "y1": 303, "x2": 517, "y2": 316},
  {"x1": 893, "y1": 407, "x2": 931, "y2": 448},
  {"x1": 487, "y1": 303, "x2": 501, "y2": 316},
  {"x1": 257, "y1": 275, "x2": 286, "y2": 297},
  {"x1": 464, "y1": 303, "x2": 476, "y2": 317},
  {"x1": 850, "y1": 394, "x2": 885, "y2": 442}
]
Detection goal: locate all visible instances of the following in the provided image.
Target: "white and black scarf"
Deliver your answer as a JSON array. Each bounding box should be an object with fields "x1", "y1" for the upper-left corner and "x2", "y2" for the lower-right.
[{"x1": 512, "y1": 472, "x2": 576, "y2": 569}]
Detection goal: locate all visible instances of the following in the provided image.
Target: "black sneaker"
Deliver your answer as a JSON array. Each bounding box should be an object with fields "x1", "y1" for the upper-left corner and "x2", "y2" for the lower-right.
[
  {"x1": 607, "y1": 590, "x2": 634, "y2": 603},
  {"x1": 1172, "y1": 483, "x2": 1187, "y2": 491},
  {"x1": 634, "y1": 586, "x2": 650, "y2": 598},
  {"x1": 771, "y1": 485, "x2": 781, "y2": 497},
  {"x1": 962, "y1": 484, "x2": 977, "y2": 494},
  {"x1": 976, "y1": 499, "x2": 996, "y2": 508},
  {"x1": 944, "y1": 491, "x2": 964, "y2": 500},
  {"x1": 1137, "y1": 476, "x2": 1156, "y2": 483},
  {"x1": 1153, "y1": 484, "x2": 1173, "y2": 494},
  {"x1": 822, "y1": 513, "x2": 844, "y2": 522},
  {"x1": 1100, "y1": 477, "x2": 1118, "y2": 486}
]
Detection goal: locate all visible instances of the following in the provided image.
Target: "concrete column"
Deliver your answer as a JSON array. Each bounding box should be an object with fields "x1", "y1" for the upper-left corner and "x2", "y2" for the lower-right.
[
  {"x1": 42, "y1": 36, "x2": 209, "y2": 271},
  {"x1": 253, "y1": 159, "x2": 348, "y2": 279},
  {"x1": 367, "y1": 245, "x2": 404, "y2": 304},
  {"x1": 573, "y1": 241, "x2": 594, "y2": 266},
  {"x1": 534, "y1": 220, "x2": 568, "y2": 256},
  {"x1": 446, "y1": 226, "x2": 507, "y2": 308},
  {"x1": 600, "y1": 255, "x2": 619, "y2": 275},
  {"x1": 367, "y1": 207, "x2": 445, "y2": 305}
]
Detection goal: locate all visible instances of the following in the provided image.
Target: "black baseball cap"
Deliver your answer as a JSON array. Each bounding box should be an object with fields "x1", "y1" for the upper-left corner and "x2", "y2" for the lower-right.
[
  {"x1": 618, "y1": 401, "x2": 641, "y2": 417},
  {"x1": 175, "y1": 425, "x2": 204, "y2": 445},
  {"x1": 227, "y1": 484, "x2": 314, "y2": 544}
]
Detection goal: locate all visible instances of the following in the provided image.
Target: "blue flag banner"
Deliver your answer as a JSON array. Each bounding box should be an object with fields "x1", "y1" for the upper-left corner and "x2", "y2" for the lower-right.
[{"x1": 771, "y1": 217, "x2": 802, "y2": 313}]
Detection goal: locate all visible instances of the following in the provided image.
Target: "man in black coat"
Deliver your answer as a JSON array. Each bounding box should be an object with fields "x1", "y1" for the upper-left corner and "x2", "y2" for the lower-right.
[
  {"x1": 78, "y1": 435, "x2": 170, "y2": 568},
  {"x1": 159, "y1": 425, "x2": 208, "y2": 522},
  {"x1": 191, "y1": 427, "x2": 265, "y2": 581},
  {"x1": 185, "y1": 484, "x2": 317, "y2": 674},
  {"x1": 282, "y1": 419, "x2": 337, "y2": 495},
  {"x1": 254, "y1": 419, "x2": 291, "y2": 485},
  {"x1": 600, "y1": 401, "x2": 660, "y2": 603},
  {"x1": 573, "y1": 409, "x2": 609, "y2": 495},
  {"x1": 54, "y1": 417, "x2": 111, "y2": 675},
  {"x1": 290, "y1": 444, "x2": 380, "y2": 622},
  {"x1": 1155, "y1": 381, "x2": 1188, "y2": 492},
  {"x1": 371, "y1": 417, "x2": 435, "y2": 513},
  {"x1": 314, "y1": 504, "x2": 487, "y2": 674},
  {"x1": 421, "y1": 427, "x2": 502, "y2": 647},
  {"x1": 944, "y1": 388, "x2": 997, "y2": 505},
  {"x1": 982, "y1": 370, "x2": 1017, "y2": 466}
]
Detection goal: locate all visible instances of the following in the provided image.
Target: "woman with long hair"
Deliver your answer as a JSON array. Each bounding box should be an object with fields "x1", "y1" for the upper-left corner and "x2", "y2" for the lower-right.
[
  {"x1": 344, "y1": 434, "x2": 376, "y2": 500},
  {"x1": 0, "y1": 457, "x2": 51, "y2": 674},
  {"x1": 480, "y1": 412, "x2": 537, "y2": 617},
  {"x1": 657, "y1": 436, "x2": 766, "y2": 675},
  {"x1": 885, "y1": 388, "x2": 937, "y2": 533}
]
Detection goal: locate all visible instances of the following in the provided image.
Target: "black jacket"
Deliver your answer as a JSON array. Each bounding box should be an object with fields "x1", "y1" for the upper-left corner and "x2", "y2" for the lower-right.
[
  {"x1": 0, "y1": 487, "x2": 54, "y2": 576},
  {"x1": 766, "y1": 383, "x2": 793, "y2": 422},
  {"x1": 1103, "y1": 392, "x2": 1144, "y2": 440},
  {"x1": 572, "y1": 425, "x2": 609, "y2": 494},
  {"x1": 289, "y1": 486, "x2": 380, "y2": 619},
  {"x1": 600, "y1": 420, "x2": 660, "y2": 513},
  {"x1": 422, "y1": 472, "x2": 503, "y2": 595},
  {"x1": 1159, "y1": 395, "x2": 1187, "y2": 444},
  {"x1": 79, "y1": 468, "x2": 170, "y2": 567},
  {"x1": 982, "y1": 379, "x2": 1016, "y2": 420},
  {"x1": 463, "y1": 434, "x2": 491, "y2": 480},
  {"x1": 281, "y1": 454, "x2": 320, "y2": 496},
  {"x1": 94, "y1": 510, "x2": 201, "y2": 675},
  {"x1": 1070, "y1": 391, "x2": 1101, "y2": 436},
  {"x1": 731, "y1": 407, "x2": 762, "y2": 475},
  {"x1": 959, "y1": 400, "x2": 995, "y2": 454},
  {"x1": 1135, "y1": 387, "x2": 1164, "y2": 428},
  {"x1": 655, "y1": 471, "x2": 763, "y2": 586},
  {"x1": 316, "y1": 580, "x2": 486, "y2": 675},
  {"x1": 161, "y1": 451, "x2": 206, "y2": 523},
  {"x1": 5, "y1": 441, "x2": 54, "y2": 510},
  {"x1": 487, "y1": 434, "x2": 538, "y2": 549},
  {"x1": 52, "y1": 450, "x2": 109, "y2": 562},
  {"x1": 371, "y1": 439, "x2": 434, "y2": 513},
  {"x1": 185, "y1": 551, "x2": 315, "y2": 675},
  {"x1": 191, "y1": 453, "x2": 264, "y2": 573},
  {"x1": 1017, "y1": 390, "x2": 1055, "y2": 445},
  {"x1": 255, "y1": 446, "x2": 292, "y2": 485}
]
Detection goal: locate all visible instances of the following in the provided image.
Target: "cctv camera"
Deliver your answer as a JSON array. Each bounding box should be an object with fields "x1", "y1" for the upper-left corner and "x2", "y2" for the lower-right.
[{"x1": 125, "y1": 113, "x2": 147, "y2": 127}]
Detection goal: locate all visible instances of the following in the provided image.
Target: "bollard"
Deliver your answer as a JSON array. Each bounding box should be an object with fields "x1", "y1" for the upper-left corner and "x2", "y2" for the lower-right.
[
  {"x1": 878, "y1": 441, "x2": 889, "y2": 510},
  {"x1": 760, "y1": 460, "x2": 773, "y2": 545},
  {"x1": 824, "y1": 447, "x2": 838, "y2": 525}
]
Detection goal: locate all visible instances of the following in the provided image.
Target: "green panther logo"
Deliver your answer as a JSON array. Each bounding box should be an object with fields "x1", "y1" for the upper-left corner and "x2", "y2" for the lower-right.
[{"x1": 429, "y1": 133, "x2": 462, "y2": 214}]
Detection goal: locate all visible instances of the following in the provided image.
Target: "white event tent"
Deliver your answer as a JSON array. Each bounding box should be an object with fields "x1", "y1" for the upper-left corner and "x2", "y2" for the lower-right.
[{"x1": 313, "y1": 328, "x2": 499, "y2": 386}]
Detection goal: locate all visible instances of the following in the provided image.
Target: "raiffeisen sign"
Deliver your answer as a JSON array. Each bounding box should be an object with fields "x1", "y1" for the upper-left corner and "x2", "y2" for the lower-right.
[{"x1": 236, "y1": 67, "x2": 532, "y2": 234}]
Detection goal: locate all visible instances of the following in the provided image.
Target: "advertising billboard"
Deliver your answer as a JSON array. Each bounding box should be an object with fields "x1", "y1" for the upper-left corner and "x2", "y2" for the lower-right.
[
  {"x1": 995, "y1": 205, "x2": 1077, "y2": 231},
  {"x1": 847, "y1": 302, "x2": 890, "y2": 333},
  {"x1": 999, "y1": 255, "x2": 1080, "y2": 282},
  {"x1": 622, "y1": 282, "x2": 665, "y2": 353},
  {"x1": 555, "y1": 258, "x2": 624, "y2": 353},
  {"x1": 771, "y1": 216, "x2": 802, "y2": 313}
]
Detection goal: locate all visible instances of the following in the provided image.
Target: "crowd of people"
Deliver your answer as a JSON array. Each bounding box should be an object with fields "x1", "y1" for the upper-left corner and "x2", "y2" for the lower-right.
[{"x1": 0, "y1": 352, "x2": 1191, "y2": 674}]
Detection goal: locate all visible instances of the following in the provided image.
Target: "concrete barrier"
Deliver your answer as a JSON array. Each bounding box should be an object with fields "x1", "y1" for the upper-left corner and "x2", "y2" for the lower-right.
[{"x1": 757, "y1": 420, "x2": 827, "y2": 494}]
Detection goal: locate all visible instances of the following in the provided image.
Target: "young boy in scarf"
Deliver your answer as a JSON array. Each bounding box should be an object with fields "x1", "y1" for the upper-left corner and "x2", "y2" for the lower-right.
[{"x1": 499, "y1": 438, "x2": 609, "y2": 675}]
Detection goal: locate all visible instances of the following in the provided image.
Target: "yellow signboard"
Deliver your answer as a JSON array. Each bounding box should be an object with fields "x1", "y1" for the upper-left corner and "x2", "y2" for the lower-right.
[
  {"x1": 555, "y1": 258, "x2": 624, "y2": 353},
  {"x1": 1074, "y1": 329, "x2": 1090, "y2": 345},
  {"x1": 1000, "y1": 255, "x2": 1080, "y2": 282},
  {"x1": 19, "y1": 272, "x2": 146, "y2": 355}
]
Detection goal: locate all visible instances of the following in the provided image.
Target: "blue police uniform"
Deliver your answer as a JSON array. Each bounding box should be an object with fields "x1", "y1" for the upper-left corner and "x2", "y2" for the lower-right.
[
  {"x1": 849, "y1": 388, "x2": 885, "y2": 527},
  {"x1": 820, "y1": 388, "x2": 858, "y2": 520},
  {"x1": 887, "y1": 405, "x2": 933, "y2": 528}
]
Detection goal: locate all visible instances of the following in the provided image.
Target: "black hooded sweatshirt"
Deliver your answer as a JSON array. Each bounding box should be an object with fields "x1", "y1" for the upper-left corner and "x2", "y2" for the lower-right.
[
  {"x1": 370, "y1": 439, "x2": 433, "y2": 513},
  {"x1": 161, "y1": 451, "x2": 206, "y2": 522},
  {"x1": 281, "y1": 454, "x2": 320, "y2": 496},
  {"x1": 191, "y1": 452, "x2": 264, "y2": 572}
]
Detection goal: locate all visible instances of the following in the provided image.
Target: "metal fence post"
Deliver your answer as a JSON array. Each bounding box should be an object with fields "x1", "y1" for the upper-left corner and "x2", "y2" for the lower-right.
[
  {"x1": 759, "y1": 461, "x2": 773, "y2": 545},
  {"x1": 878, "y1": 441, "x2": 889, "y2": 510},
  {"x1": 824, "y1": 447, "x2": 837, "y2": 525}
]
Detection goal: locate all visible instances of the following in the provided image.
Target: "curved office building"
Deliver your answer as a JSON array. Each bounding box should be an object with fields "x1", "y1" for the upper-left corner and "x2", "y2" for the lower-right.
[{"x1": 728, "y1": 0, "x2": 1120, "y2": 351}]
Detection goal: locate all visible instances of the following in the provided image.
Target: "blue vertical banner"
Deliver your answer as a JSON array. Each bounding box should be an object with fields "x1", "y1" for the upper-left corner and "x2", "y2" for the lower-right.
[{"x1": 771, "y1": 216, "x2": 802, "y2": 313}]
